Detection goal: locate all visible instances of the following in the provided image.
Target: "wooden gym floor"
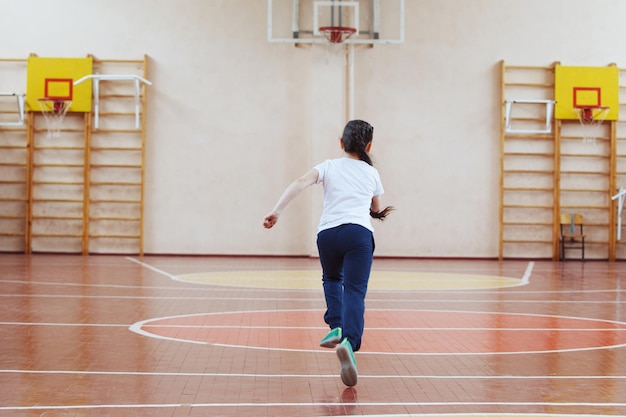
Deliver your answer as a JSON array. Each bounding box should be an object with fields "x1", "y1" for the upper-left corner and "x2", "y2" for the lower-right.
[{"x1": 1, "y1": 254, "x2": 626, "y2": 417}]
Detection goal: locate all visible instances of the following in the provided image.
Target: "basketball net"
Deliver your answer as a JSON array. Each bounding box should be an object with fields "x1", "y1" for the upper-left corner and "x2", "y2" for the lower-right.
[
  {"x1": 574, "y1": 106, "x2": 609, "y2": 145},
  {"x1": 38, "y1": 99, "x2": 71, "y2": 138},
  {"x1": 316, "y1": 26, "x2": 357, "y2": 67}
]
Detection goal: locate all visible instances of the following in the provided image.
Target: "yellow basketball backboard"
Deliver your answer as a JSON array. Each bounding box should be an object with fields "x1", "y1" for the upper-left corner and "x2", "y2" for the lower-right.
[
  {"x1": 554, "y1": 65, "x2": 619, "y2": 121},
  {"x1": 26, "y1": 56, "x2": 93, "y2": 113}
]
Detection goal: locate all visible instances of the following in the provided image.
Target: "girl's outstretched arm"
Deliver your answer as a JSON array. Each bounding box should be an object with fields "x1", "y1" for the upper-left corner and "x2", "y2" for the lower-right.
[{"x1": 263, "y1": 169, "x2": 319, "y2": 229}]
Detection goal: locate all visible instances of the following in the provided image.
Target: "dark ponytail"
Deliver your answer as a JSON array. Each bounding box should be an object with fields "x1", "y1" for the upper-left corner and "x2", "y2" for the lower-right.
[{"x1": 370, "y1": 206, "x2": 394, "y2": 221}]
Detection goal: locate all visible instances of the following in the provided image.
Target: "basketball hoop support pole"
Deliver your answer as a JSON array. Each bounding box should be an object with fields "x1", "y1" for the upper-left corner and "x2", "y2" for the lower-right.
[
  {"x1": 73, "y1": 74, "x2": 152, "y2": 129},
  {"x1": 346, "y1": 43, "x2": 355, "y2": 120},
  {"x1": 504, "y1": 99, "x2": 555, "y2": 134},
  {"x1": 0, "y1": 92, "x2": 25, "y2": 127},
  {"x1": 612, "y1": 187, "x2": 626, "y2": 240}
]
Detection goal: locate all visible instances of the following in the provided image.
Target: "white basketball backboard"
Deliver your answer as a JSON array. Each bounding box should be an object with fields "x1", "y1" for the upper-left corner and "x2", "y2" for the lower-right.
[{"x1": 267, "y1": 0, "x2": 405, "y2": 45}]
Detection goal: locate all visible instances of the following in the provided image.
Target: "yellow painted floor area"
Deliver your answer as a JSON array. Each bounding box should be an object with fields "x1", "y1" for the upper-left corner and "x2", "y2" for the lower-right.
[{"x1": 176, "y1": 270, "x2": 522, "y2": 290}]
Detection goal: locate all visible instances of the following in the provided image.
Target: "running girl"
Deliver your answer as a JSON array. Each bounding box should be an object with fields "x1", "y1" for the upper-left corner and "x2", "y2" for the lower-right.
[{"x1": 263, "y1": 119, "x2": 393, "y2": 386}]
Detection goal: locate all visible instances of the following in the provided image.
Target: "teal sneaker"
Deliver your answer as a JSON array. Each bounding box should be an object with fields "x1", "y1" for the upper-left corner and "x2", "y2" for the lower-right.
[
  {"x1": 336, "y1": 338, "x2": 357, "y2": 387},
  {"x1": 320, "y1": 327, "x2": 342, "y2": 348}
]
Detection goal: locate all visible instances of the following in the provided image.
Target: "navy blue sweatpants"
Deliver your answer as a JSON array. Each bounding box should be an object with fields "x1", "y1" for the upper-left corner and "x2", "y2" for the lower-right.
[{"x1": 316, "y1": 223, "x2": 374, "y2": 352}]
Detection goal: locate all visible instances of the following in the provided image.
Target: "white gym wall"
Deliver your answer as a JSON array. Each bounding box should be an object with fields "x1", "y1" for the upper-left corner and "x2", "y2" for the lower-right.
[{"x1": 2, "y1": 0, "x2": 626, "y2": 257}]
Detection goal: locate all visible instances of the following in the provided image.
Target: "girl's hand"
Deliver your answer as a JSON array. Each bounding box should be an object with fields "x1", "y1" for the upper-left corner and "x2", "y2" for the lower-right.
[{"x1": 263, "y1": 213, "x2": 278, "y2": 229}]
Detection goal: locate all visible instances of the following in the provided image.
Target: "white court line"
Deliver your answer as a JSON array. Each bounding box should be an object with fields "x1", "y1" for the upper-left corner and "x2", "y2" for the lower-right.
[
  {"x1": 125, "y1": 256, "x2": 178, "y2": 279},
  {"x1": 0, "y1": 278, "x2": 323, "y2": 293},
  {"x1": 1, "y1": 401, "x2": 626, "y2": 411},
  {"x1": 1, "y1": 292, "x2": 625, "y2": 304},
  {"x1": 0, "y1": 279, "x2": 196, "y2": 290},
  {"x1": 127, "y1": 308, "x2": 626, "y2": 355},
  {"x1": 139, "y1": 325, "x2": 626, "y2": 331},
  {"x1": 130, "y1": 308, "x2": 626, "y2": 325},
  {"x1": 0, "y1": 322, "x2": 128, "y2": 327},
  {"x1": 522, "y1": 261, "x2": 534, "y2": 284},
  {"x1": 4, "y1": 369, "x2": 626, "y2": 380},
  {"x1": 3, "y1": 279, "x2": 624, "y2": 295},
  {"x1": 2, "y1": 321, "x2": 625, "y2": 334}
]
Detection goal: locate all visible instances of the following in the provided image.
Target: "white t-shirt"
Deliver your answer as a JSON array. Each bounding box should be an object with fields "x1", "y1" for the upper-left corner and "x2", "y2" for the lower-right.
[{"x1": 314, "y1": 157, "x2": 384, "y2": 233}]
